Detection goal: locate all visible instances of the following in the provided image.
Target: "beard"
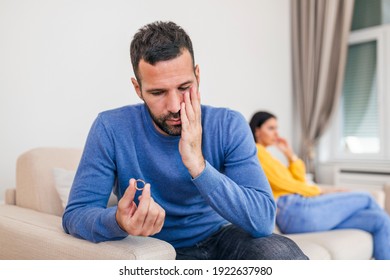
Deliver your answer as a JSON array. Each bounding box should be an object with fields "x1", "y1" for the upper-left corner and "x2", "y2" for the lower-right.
[{"x1": 144, "y1": 103, "x2": 182, "y2": 136}]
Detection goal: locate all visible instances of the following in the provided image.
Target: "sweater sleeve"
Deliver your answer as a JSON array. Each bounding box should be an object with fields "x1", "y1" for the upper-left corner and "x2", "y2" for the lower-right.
[
  {"x1": 288, "y1": 159, "x2": 307, "y2": 182},
  {"x1": 193, "y1": 111, "x2": 276, "y2": 238},
  {"x1": 62, "y1": 115, "x2": 128, "y2": 242},
  {"x1": 256, "y1": 145, "x2": 321, "y2": 198}
]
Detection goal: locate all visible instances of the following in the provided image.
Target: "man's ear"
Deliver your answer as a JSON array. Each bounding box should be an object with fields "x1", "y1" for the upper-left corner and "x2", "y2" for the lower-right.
[
  {"x1": 195, "y1": 65, "x2": 200, "y2": 87},
  {"x1": 131, "y1": 77, "x2": 143, "y2": 100}
]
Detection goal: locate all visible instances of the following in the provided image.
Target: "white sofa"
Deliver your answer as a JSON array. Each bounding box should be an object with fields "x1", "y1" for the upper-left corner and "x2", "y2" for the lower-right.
[
  {"x1": 284, "y1": 184, "x2": 390, "y2": 259},
  {"x1": 0, "y1": 147, "x2": 175, "y2": 260},
  {"x1": 1, "y1": 147, "x2": 389, "y2": 259}
]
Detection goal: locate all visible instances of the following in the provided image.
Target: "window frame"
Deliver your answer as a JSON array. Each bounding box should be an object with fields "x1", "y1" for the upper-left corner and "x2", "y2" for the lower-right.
[{"x1": 320, "y1": 24, "x2": 389, "y2": 163}]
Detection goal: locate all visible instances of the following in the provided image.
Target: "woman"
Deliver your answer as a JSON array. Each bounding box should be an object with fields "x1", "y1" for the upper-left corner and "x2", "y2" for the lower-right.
[{"x1": 249, "y1": 111, "x2": 390, "y2": 260}]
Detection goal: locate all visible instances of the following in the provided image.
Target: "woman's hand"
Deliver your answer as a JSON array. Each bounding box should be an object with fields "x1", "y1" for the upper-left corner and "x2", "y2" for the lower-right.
[{"x1": 276, "y1": 137, "x2": 297, "y2": 162}]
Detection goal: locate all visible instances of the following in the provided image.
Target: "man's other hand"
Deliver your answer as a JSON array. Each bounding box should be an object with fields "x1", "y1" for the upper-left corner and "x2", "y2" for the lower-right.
[{"x1": 179, "y1": 86, "x2": 205, "y2": 178}]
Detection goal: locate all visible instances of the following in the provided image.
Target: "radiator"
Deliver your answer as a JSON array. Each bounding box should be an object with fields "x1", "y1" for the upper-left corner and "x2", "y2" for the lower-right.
[{"x1": 334, "y1": 167, "x2": 390, "y2": 191}]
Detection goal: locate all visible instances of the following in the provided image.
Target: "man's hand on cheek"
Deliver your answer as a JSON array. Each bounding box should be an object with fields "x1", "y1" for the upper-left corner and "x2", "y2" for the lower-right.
[{"x1": 179, "y1": 86, "x2": 205, "y2": 178}]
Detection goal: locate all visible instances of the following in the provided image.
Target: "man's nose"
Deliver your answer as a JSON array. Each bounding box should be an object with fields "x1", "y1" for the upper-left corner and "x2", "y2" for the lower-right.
[{"x1": 166, "y1": 91, "x2": 183, "y2": 113}]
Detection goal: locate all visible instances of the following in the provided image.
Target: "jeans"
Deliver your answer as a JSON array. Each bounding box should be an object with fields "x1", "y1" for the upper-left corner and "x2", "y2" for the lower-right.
[
  {"x1": 175, "y1": 224, "x2": 308, "y2": 260},
  {"x1": 276, "y1": 192, "x2": 390, "y2": 260}
]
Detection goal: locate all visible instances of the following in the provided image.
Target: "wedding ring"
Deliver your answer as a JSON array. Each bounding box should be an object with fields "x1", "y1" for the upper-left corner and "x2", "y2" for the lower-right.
[{"x1": 135, "y1": 179, "x2": 146, "y2": 191}]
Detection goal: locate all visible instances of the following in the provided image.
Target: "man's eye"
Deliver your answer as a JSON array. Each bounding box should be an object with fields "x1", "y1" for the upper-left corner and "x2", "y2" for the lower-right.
[
  {"x1": 179, "y1": 87, "x2": 190, "y2": 92},
  {"x1": 150, "y1": 91, "x2": 164, "y2": 96}
]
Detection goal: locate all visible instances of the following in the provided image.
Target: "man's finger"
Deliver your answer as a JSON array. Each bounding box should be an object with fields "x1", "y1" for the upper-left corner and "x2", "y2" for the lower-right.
[
  {"x1": 180, "y1": 102, "x2": 189, "y2": 130},
  {"x1": 154, "y1": 206, "x2": 165, "y2": 234},
  {"x1": 184, "y1": 90, "x2": 195, "y2": 121},
  {"x1": 116, "y1": 179, "x2": 138, "y2": 233},
  {"x1": 190, "y1": 86, "x2": 201, "y2": 120},
  {"x1": 142, "y1": 200, "x2": 161, "y2": 235},
  {"x1": 131, "y1": 183, "x2": 151, "y2": 225},
  {"x1": 118, "y1": 179, "x2": 137, "y2": 209}
]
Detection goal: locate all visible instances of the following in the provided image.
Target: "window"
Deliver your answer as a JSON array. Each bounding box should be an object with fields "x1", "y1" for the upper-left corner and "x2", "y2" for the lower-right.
[
  {"x1": 318, "y1": 5, "x2": 390, "y2": 163},
  {"x1": 351, "y1": 0, "x2": 385, "y2": 31},
  {"x1": 316, "y1": 1, "x2": 390, "y2": 186},
  {"x1": 342, "y1": 39, "x2": 380, "y2": 154}
]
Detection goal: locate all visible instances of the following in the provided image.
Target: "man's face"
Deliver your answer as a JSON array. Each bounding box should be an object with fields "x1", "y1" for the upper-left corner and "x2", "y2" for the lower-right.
[{"x1": 132, "y1": 49, "x2": 200, "y2": 136}]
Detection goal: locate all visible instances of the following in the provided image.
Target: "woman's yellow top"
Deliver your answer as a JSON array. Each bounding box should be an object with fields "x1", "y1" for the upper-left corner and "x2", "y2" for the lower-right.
[{"x1": 256, "y1": 144, "x2": 321, "y2": 200}]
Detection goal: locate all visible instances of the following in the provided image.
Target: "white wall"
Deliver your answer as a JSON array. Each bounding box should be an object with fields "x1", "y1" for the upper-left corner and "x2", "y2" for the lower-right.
[{"x1": 0, "y1": 0, "x2": 292, "y2": 201}]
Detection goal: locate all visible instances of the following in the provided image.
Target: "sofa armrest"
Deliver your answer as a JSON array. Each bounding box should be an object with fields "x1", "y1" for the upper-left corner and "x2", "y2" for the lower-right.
[
  {"x1": 0, "y1": 205, "x2": 175, "y2": 260},
  {"x1": 5, "y1": 188, "x2": 16, "y2": 205}
]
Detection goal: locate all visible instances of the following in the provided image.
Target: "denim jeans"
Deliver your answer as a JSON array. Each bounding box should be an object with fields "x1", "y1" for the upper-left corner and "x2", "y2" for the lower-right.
[
  {"x1": 276, "y1": 192, "x2": 390, "y2": 260},
  {"x1": 175, "y1": 224, "x2": 308, "y2": 260}
]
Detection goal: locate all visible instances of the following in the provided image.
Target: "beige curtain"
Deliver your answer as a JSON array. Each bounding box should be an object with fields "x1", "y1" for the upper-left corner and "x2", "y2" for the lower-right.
[{"x1": 291, "y1": 0, "x2": 355, "y2": 175}]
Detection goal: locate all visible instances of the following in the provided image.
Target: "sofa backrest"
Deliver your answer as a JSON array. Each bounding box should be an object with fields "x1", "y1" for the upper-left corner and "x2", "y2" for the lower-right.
[{"x1": 16, "y1": 147, "x2": 82, "y2": 216}]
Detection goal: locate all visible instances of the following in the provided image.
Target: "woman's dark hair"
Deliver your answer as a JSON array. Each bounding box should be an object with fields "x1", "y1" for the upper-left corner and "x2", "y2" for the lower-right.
[
  {"x1": 249, "y1": 111, "x2": 276, "y2": 142},
  {"x1": 130, "y1": 21, "x2": 195, "y2": 86}
]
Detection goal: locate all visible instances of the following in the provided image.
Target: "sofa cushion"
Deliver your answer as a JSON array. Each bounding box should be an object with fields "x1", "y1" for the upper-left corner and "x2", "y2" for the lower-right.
[
  {"x1": 285, "y1": 229, "x2": 373, "y2": 260},
  {"x1": 52, "y1": 168, "x2": 76, "y2": 208},
  {"x1": 52, "y1": 167, "x2": 118, "y2": 209},
  {"x1": 290, "y1": 240, "x2": 331, "y2": 260}
]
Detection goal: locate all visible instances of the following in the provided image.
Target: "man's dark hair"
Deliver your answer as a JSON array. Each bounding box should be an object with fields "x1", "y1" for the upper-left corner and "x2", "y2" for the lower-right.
[
  {"x1": 249, "y1": 111, "x2": 276, "y2": 142},
  {"x1": 130, "y1": 21, "x2": 195, "y2": 85}
]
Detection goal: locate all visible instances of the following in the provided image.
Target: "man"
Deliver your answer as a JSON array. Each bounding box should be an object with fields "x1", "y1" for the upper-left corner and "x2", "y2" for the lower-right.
[{"x1": 62, "y1": 21, "x2": 307, "y2": 260}]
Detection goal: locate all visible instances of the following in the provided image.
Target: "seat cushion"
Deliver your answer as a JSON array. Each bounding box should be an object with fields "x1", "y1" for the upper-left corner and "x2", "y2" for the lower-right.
[
  {"x1": 0, "y1": 205, "x2": 175, "y2": 260},
  {"x1": 285, "y1": 229, "x2": 373, "y2": 260}
]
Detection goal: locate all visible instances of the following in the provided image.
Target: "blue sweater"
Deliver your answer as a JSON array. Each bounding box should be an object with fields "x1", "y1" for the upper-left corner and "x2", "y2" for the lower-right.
[{"x1": 62, "y1": 104, "x2": 276, "y2": 248}]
